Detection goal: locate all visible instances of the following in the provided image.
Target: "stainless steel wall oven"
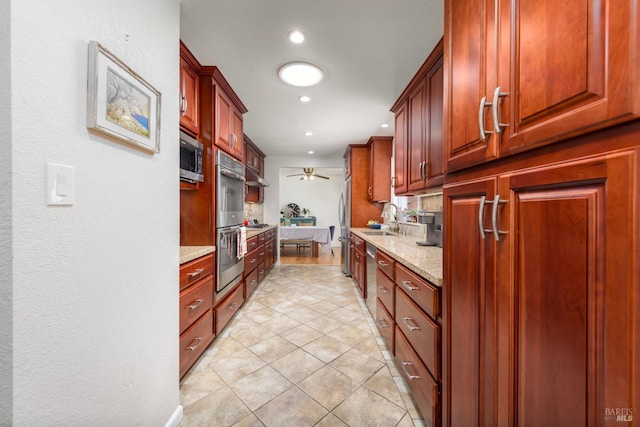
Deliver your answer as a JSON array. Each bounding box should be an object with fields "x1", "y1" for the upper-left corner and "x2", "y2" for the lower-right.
[{"x1": 215, "y1": 151, "x2": 245, "y2": 300}]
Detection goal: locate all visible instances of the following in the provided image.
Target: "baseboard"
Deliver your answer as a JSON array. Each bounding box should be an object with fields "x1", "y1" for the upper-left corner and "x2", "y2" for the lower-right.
[{"x1": 165, "y1": 405, "x2": 183, "y2": 427}]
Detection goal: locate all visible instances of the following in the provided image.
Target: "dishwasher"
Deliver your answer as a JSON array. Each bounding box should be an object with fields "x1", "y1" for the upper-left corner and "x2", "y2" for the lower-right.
[{"x1": 365, "y1": 242, "x2": 377, "y2": 318}]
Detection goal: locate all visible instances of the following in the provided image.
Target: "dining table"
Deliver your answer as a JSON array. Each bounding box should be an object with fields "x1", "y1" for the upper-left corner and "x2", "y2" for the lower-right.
[{"x1": 279, "y1": 225, "x2": 332, "y2": 257}]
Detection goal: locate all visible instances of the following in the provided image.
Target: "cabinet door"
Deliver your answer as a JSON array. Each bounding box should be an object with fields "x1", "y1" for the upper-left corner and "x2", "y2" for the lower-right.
[
  {"x1": 443, "y1": 177, "x2": 498, "y2": 427},
  {"x1": 498, "y1": 0, "x2": 640, "y2": 156},
  {"x1": 496, "y1": 151, "x2": 639, "y2": 426},
  {"x1": 231, "y1": 108, "x2": 244, "y2": 161},
  {"x1": 407, "y1": 82, "x2": 427, "y2": 192},
  {"x1": 444, "y1": 0, "x2": 497, "y2": 171},
  {"x1": 393, "y1": 105, "x2": 408, "y2": 195},
  {"x1": 215, "y1": 86, "x2": 232, "y2": 152},
  {"x1": 426, "y1": 57, "x2": 444, "y2": 187},
  {"x1": 368, "y1": 137, "x2": 392, "y2": 202},
  {"x1": 180, "y1": 56, "x2": 199, "y2": 135}
]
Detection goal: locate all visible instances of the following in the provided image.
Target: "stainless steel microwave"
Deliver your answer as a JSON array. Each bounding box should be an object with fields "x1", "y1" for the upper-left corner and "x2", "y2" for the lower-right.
[{"x1": 179, "y1": 131, "x2": 204, "y2": 183}]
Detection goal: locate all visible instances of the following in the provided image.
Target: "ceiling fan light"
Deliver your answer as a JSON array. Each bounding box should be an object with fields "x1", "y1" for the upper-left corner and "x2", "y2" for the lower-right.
[
  {"x1": 278, "y1": 62, "x2": 324, "y2": 87},
  {"x1": 288, "y1": 30, "x2": 305, "y2": 44}
]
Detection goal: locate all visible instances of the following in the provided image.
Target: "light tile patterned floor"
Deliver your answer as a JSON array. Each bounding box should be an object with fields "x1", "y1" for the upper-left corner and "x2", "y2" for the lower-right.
[{"x1": 180, "y1": 265, "x2": 425, "y2": 427}]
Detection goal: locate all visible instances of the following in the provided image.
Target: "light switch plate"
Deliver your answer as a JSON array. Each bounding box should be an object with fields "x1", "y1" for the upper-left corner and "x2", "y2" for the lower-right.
[{"x1": 47, "y1": 162, "x2": 74, "y2": 205}]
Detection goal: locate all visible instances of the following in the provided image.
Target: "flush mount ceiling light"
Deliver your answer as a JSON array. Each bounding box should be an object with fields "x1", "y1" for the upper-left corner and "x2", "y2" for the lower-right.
[
  {"x1": 381, "y1": 123, "x2": 389, "y2": 128},
  {"x1": 299, "y1": 95, "x2": 311, "y2": 103},
  {"x1": 308, "y1": 150, "x2": 314, "y2": 154},
  {"x1": 278, "y1": 62, "x2": 324, "y2": 87},
  {"x1": 288, "y1": 30, "x2": 305, "y2": 44},
  {"x1": 304, "y1": 131, "x2": 313, "y2": 136}
]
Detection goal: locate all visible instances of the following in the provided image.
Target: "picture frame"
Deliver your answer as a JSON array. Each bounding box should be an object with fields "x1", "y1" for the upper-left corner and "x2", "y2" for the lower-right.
[{"x1": 87, "y1": 41, "x2": 161, "y2": 154}]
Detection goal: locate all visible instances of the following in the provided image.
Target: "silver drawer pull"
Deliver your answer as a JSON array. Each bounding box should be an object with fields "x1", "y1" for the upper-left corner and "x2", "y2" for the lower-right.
[
  {"x1": 186, "y1": 337, "x2": 203, "y2": 352},
  {"x1": 377, "y1": 260, "x2": 389, "y2": 267},
  {"x1": 249, "y1": 259, "x2": 257, "y2": 264},
  {"x1": 402, "y1": 316, "x2": 421, "y2": 331},
  {"x1": 187, "y1": 268, "x2": 204, "y2": 278},
  {"x1": 228, "y1": 302, "x2": 238, "y2": 310},
  {"x1": 377, "y1": 317, "x2": 389, "y2": 329},
  {"x1": 378, "y1": 286, "x2": 390, "y2": 294},
  {"x1": 251, "y1": 279, "x2": 257, "y2": 285},
  {"x1": 402, "y1": 280, "x2": 419, "y2": 292},
  {"x1": 187, "y1": 298, "x2": 204, "y2": 311},
  {"x1": 401, "y1": 361, "x2": 420, "y2": 381}
]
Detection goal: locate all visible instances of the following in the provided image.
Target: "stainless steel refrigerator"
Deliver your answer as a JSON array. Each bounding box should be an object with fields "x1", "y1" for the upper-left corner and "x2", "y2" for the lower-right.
[{"x1": 338, "y1": 176, "x2": 351, "y2": 276}]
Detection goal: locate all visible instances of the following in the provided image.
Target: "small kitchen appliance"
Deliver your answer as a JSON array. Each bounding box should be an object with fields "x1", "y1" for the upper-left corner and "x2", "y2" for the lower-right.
[{"x1": 416, "y1": 210, "x2": 443, "y2": 247}]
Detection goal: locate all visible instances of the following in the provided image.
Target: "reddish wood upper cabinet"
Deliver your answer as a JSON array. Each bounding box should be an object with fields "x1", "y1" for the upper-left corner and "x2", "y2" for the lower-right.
[
  {"x1": 443, "y1": 143, "x2": 640, "y2": 426},
  {"x1": 344, "y1": 145, "x2": 385, "y2": 227},
  {"x1": 179, "y1": 42, "x2": 200, "y2": 136},
  {"x1": 392, "y1": 39, "x2": 444, "y2": 195},
  {"x1": 367, "y1": 136, "x2": 393, "y2": 203},
  {"x1": 245, "y1": 134, "x2": 265, "y2": 203},
  {"x1": 444, "y1": 0, "x2": 640, "y2": 172},
  {"x1": 200, "y1": 66, "x2": 247, "y2": 163}
]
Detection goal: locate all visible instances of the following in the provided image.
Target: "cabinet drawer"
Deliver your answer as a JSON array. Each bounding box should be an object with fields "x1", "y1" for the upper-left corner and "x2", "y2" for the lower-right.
[
  {"x1": 246, "y1": 236, "x2": 259, "y2": 253},
  {"x1": 395, "y1": 326, "x2": 439, "y2": 427},
  {"x1": 180, "y1": 309, "x2": 214, "y2": 378},
  {"x1": 376, "y1": 250, "x2": 395, "y2": 280},
  {"x1": 258, "y1": 232, "x2": 265, "y2": 245},
  {"x1": 258, "y1": 261, "x2": 266, "y2": 284},
  {"x1": 215, "y1": 282, "x2": 245, "y2": 335},
  {"x1": 265, "y1": 228, "x2": 276, "y2": 241},
  {"x1": 375, "y1": 299, "x2": 395, "y2": 353},
  {"x1": 180, "y1": 253, "x2": 214, "y2": 291},
  {"x1": 179, "y1": 276, "x2": 213, "y2": 334},
  {"x1": 244, "y1": 248, "x2": 262, "y2": 272},
  {"x1": 245, "y1": 267, "x2": 259, "y2": 298},
  {"x1": 396, "y1": 287, "x2": 440, "y2": 380},
  {"x1": 376, "y1": 268, "x2": 395, "y2": 317},
  {"x1": 352, "y1": 234, "x2": 365, "y2": 252},
  {"x1": 395, "y1": 263, "x2": 439, "y2": 319}
]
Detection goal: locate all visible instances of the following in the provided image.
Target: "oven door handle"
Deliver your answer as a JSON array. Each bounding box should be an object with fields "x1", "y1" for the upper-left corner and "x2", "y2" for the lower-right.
[{"x1": 221, "y1": 169, "x2": 245, "y2": 182}]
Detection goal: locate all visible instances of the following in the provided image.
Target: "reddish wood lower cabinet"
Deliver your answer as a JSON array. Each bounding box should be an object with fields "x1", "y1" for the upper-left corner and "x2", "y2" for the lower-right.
[
  {"x1": 179, "y1": 309, "x2": 214, "y2": 379},
  {"x1": 179, "y1": 276, "x2": 213, "y2": 334},
  {"x1": 444, "y1": 125, "x2": 640, "y2": 426},
  {"x1": 395, "y1": 326, "x2": 440, "y2": 427},
  {"x1": 215, "y1": 282, "x2": 244, "y2": 335},
  {"x1": 375, "y1": 299, "x2": 395, "y2": 353}
]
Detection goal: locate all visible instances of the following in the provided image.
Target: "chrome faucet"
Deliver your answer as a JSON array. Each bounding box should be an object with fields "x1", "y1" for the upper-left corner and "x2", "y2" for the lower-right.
[{"x1": 382, "y1": 203, "x2": 399, "y2": 233}]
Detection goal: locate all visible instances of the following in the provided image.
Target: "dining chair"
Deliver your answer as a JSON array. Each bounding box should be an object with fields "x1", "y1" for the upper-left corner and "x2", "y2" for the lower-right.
[{"x1": 329, "y1": 225, "x2": 335, "y2": 256}]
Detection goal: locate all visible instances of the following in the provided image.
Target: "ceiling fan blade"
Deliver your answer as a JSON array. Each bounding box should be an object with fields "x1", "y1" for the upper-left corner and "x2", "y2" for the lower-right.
[
  {"x1": 313, "y1": 174, "x2": 330, "y2": 179},
  {"x1": 285, "y1": 173, "x2": 305, "y2": 177}
]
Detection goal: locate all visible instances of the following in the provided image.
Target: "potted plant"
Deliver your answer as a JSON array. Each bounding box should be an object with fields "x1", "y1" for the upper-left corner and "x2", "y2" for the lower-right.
[{"x1": 302, "y1": 208, "x2": 310, "y2": 217}]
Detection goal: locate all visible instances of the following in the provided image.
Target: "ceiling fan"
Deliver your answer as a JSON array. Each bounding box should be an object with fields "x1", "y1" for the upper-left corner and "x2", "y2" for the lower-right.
[{"x1": 286, "y1": 167, "x2": 330, "y2": 180}]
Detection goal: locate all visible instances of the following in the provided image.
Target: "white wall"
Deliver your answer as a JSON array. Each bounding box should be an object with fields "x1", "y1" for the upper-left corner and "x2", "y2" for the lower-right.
[
  {"x1": 0, "y1": 1, "x2": 12, "y2": 422},
  {"x1": 279, "y1": 173, "x2": 342, "y2": 245},
  {"x1": 8, "y1": 1, "x2": 181, "y2": 425}
]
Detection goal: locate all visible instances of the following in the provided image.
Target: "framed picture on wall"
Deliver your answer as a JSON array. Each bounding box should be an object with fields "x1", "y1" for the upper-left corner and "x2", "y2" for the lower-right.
[{"x1": 86, "y1": 41, "x2": 161, "y2": 154}]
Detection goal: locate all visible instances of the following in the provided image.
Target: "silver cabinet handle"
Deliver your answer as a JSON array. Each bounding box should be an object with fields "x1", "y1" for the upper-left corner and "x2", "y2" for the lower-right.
[
  {"x1": 377, "y1": 317, "x2": 390, "y2": 329},
  {"x1": 401, "y1": 361, "x2": 420, "y2": 381},
  {"x1": 378, "y1": 285, "x2": 390, "y2": 295},
  {"x1": 187, "y1": 337, "x2": 203, "y2": 352},
  {"x1": 402, "y1": 280, "x2": 419, "y2": 292},
  {"x1": 187, "y1": 298, "x2": 204, "y2": 311},
  {"x1": 188, "y1": 268, "x2": 204, "y2": 278},
  {"x1": 402, "y1": 316, "x2": 421, "y2": 331},
  {"x1": 183, "y1": 96, "x2": 188, "y2": 115},
  {"x1": 259, "y1": 252, "x2": 264, "y2": 256},
  {"x1": 377, "y1": 260, "x2": 388, "y2": 267},
  {"x1": 478, "y1": 196, "x2": 487, "y2": 239},
  {"x1": 491, "y1": 86, "x2": 509, "y2": 134},
  {"x1": 249, "y1": 258, "x2": 256, "y2": 264},
  {"x1": 228, "y1": 302, "x2": 238, "y2": 310},
  {"x1": 478, "y1": 96, "x2": 492, "y2": 141},
  {"x1": 490, "y1": 195, "x2": 508, "y2": 241},
  {"x1": 391, "y1": 176, "x2": 396, "y2": 187},
  {"x1": 250, "y1": 279, "x2": 257, "y2": 286}
]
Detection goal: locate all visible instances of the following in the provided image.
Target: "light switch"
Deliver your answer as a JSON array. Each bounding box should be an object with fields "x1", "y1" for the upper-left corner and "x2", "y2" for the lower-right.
[{"x1": 47, "y1": 163, "x2": 74, "y2": 206}]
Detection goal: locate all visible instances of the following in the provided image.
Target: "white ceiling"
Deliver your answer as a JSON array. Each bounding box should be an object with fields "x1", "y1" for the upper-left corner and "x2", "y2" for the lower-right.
[{"x1": 180, "y1": 0, "x2": 444, "y2": 158}]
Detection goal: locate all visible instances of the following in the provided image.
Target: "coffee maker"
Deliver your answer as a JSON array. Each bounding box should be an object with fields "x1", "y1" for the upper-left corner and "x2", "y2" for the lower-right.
[{"x1": 416, "y1": 210, "x2": 443, "y2": 247}]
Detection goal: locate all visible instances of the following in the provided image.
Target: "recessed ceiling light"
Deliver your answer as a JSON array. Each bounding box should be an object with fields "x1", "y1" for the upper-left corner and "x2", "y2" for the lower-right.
[
  {"x1": 299, "y1": 95, "x2": 311, "y2": 103},
  {"x1": 288, "y1": 30, "x2": 305, "y2": 44},
  {"x1": 304, "y1": 131, "x2": 313, "y2": 136},
  {"x1": 278, "y1": 62, "x2": 324, "y2": 87},
  {"x1": 308, "y1": 150, "x2": 314, "y2": 154},
  {"x1": 381, "y1": 123, "x2": 389, "y2": 128}
]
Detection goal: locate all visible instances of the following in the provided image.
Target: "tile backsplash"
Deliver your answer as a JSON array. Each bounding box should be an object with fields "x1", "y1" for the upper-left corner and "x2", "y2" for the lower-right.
[
  {"x1": 245, "y1": 203, "x2": 264, "y2": 223},
  {"x1": 419, "y1": 191, "x2": 443, "y2": 212}
]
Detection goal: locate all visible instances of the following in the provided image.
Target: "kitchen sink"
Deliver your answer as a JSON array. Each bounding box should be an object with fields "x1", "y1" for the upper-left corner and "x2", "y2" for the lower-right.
[{"x1": 363, "y1": 231, "x2": 395, "y2": 236}]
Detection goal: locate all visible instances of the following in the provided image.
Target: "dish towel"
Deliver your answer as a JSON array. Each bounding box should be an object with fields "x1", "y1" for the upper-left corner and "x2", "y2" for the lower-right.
[{"x1": 238, "y1": 226, "x2": 247, "y2": 259}]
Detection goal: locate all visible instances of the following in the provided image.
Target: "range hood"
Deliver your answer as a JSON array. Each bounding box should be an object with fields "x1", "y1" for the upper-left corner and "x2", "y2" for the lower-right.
[{"x1": 246, "y1": 169, "x2": 270, "y2": 187}]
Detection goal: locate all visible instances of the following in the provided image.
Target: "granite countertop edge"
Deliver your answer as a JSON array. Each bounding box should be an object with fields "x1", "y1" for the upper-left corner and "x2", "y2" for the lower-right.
[
  {"x1": 180, "y1": 246, "x2": 216, "y2": 264},
  {"x1": 351, "y1": 228, "x2": 443, "y2": 287},
  {"x1": 246, "y1": 224, "x2": 278, "y2": 238}
]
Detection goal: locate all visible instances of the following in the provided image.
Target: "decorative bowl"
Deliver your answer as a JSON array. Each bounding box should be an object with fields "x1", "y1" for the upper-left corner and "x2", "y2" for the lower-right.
[{"x1": 367, "y1": 223, "x2": 382, "y2": 229}]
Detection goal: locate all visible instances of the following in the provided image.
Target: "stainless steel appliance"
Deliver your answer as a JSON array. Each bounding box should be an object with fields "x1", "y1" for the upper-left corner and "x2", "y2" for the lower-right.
[
  {"x1": 179, "y1": 131, "x2": 204, "y2": 183},
  {"x1": 338, "y1": 176, "x2": 352, "y2": 275},
  {"x1": 365, "y1": 242, "x2": 377, "y2": 317},
  {"x1": 215, "y1": 151, "x2": 245, "y2": 300},
  {"x1": 416, "y1": 210, "x2": 443, "y2": 247}
]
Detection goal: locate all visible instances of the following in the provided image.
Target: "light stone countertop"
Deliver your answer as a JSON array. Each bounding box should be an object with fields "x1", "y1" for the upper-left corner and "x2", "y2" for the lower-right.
[
  {"x1": 245, "y1": 224, "x2": 278, "y2": 238},
  {"x1": 180, "y1": 246, "x2": 215, "y2": 264},
  {"x1": 351, "y1": 228, "x2": 443, "y2": 287}
]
